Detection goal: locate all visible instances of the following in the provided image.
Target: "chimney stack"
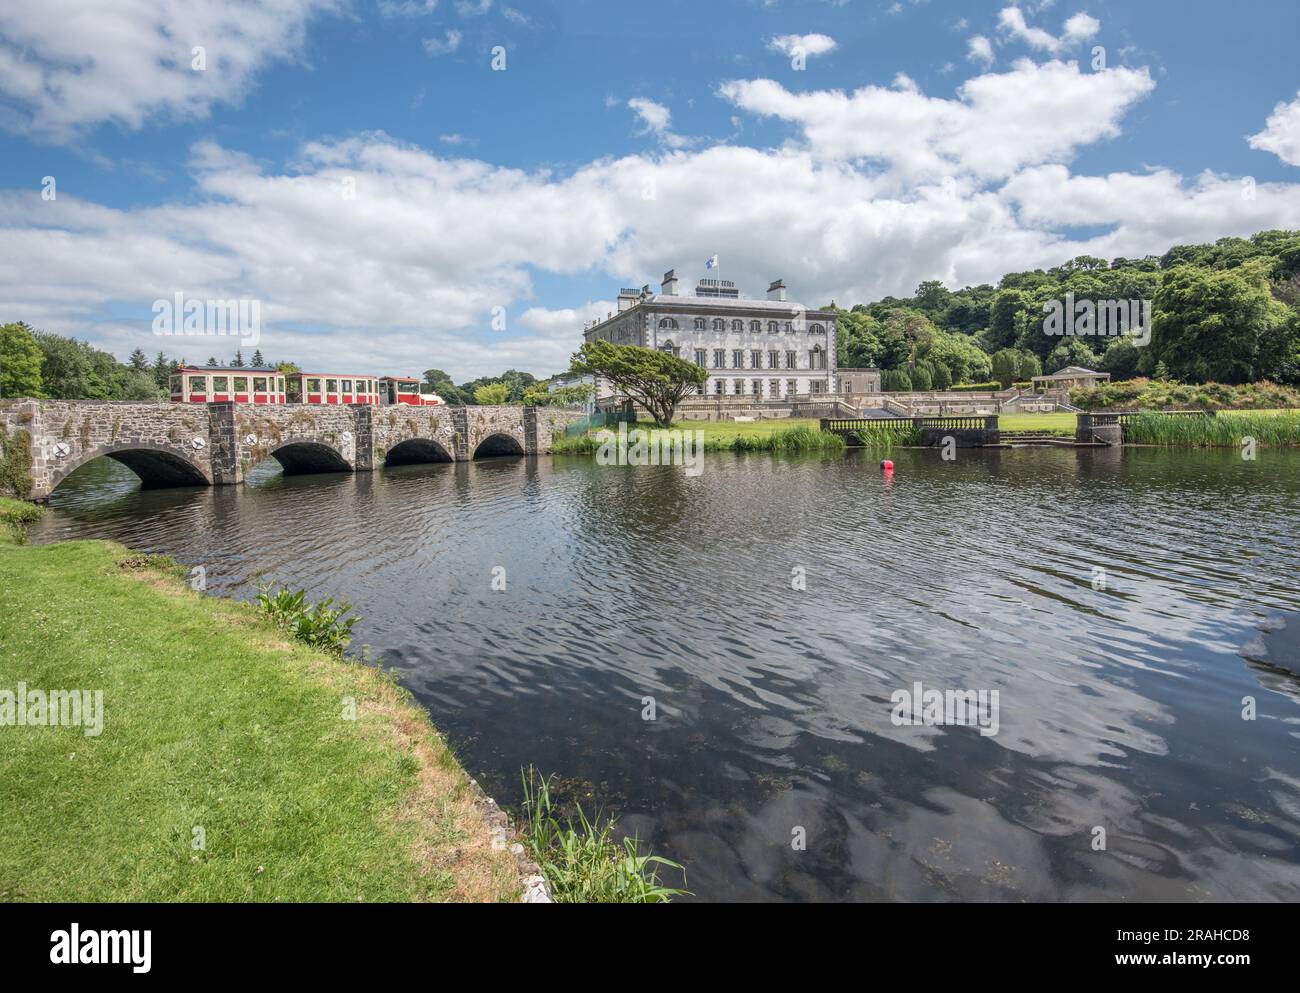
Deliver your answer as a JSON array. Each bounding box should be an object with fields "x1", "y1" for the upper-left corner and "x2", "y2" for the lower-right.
[
  {"x1": 767, "y1": 279, "x2": 786, "y2": 302},
  {"x1": 661, "y1": 269, "x2": 678, "y2": 296}
]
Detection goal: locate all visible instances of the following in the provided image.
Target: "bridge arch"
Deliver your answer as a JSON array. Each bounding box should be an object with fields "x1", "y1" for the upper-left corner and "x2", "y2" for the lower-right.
[
  {"x1": 48, "y1": 442, "x2": 212, "y2": 495},
  {"x1": 385, "y1": 437, "x2": 454, "y2": 466},
  {"x1": 265, "y1": 438, "x2": 352, "y2": 475},
  {"x1": 472, "y1": 432, "x2": 525, "y2": 460}
]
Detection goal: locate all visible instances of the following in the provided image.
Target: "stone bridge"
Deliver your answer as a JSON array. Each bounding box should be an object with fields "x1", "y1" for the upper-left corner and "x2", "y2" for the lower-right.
[{"x1": 0, "y1": 400, "x2": 586, "y2": 501}]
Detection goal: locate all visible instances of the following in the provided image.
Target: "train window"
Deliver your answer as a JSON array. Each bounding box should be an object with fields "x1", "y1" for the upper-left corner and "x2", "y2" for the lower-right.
[
  {"x1": 307, "y1": 378, "x2": 321, "y2": 392},
  {"x1": 170, "y1": 375, "x2": 182, "y2": 393},
  {"x1": 326, "y1": 379, "x2": 338, "y2": 392},
  {"x1": 212, "y1": 376, "x2": 229, "y2": 392},
  {"x1": 253, "y1": 377, "x2": 268, "y2": 392},
  {"x1": 278, "y1": 378, "x2": 285, "y2": 393},
  {"x1": 342, "y1": 380, "x2": 352, "y2": 392},
  {"x1": 189, "y1": 376, "x2": 206, "y2": 394},
  {"x1": 233, "y1": 377, "x2": 248, "y2": 391}
]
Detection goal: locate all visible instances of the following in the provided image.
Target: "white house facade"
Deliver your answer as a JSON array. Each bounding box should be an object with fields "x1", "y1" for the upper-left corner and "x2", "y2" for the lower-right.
[{"x1": 582, "y1": 270, "x2": 838, "y2": 400}]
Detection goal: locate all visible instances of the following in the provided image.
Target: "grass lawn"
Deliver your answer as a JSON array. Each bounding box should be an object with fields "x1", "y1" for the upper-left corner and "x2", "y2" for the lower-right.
[
  {"x1": 0, "y1": 518, "x2": 519, "y2": 902},
  {"x1": 996, "y1": 412, "x2": 1077, "y2": 435}
]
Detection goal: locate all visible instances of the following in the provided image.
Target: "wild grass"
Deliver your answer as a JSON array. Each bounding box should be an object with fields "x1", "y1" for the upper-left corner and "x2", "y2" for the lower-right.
[
  {"x1": 1122, "y1": 410, "x2": 1300, "y2": 447},
  {"x1": 520, "y1": 767, "x2": 688, "y2": 903},
  {"x1": 0, "y1": 496, "x2": 42, "y2": 543}
]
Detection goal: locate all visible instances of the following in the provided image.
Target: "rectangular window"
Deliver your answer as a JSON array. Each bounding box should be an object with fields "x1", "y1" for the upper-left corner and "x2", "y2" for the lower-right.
[
  {"x1": 253, "y1": 377, "x2": 268, "y2": 392},
  {"x1": 169, "y1": 375, "x2": 182, "y2": 393},
  {"x1": 306, "y1": 378, "x2": 321, "y2": 392},
  {"x1": 212, "y1": 376, "x2": 229, "y2": 392},
  {"x1": 278, "y1": 378, "x2": 285, "y2": 393},
  {"x1": 233, "y1": 376, "x2": 248, "y2": 391},
  {"x1": 733, "y1": 379, "x2": 744, "y2": 395},
  {"x1": 695, "y1": 349, "x2": 707, "y2": 367},
  {"x1": 769, "y1": 378, "x2": 781, "y2": 397},
  {"x1": 342, "y1": 380, "x2": 353, "y2": 393},
  {"x1": 713, "y1": 349, "x2": 725, "y2": 368},
  {"x1": 751, "y1": 350, "x2": 761, "y2": 369},
  {"x1": 787, "y1": 378, "x2": 798, "y2": 396},
  {"x1": 326, "y1": 379, "x2": 338, "y2": 393},
  {"x1": 768, "y1": 351, "x2": 779, "y2": 369},
  {"x1": 786, "y1": 351, "x2": 797, "y2": 370},
  {"x1": 732, "y1": 350, "x2": 743, "y2": 369},
  {"x1": 752, "y1": 379, "x2": 763, "y2": 396},
  {"x1": 714, "y1": 379, "x2": 724, "y2": 395},
  {"x1": 189, "y1": 376, "x2": 206, "y2": 395}
]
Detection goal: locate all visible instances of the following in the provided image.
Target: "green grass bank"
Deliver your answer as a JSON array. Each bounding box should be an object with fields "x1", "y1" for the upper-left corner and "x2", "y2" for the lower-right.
[{"x1": 0, "y1": 512, "x2": 520, "y2": 902}]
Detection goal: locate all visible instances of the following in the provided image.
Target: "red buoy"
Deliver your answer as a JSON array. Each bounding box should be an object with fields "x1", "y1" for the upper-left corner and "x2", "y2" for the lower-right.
[{"x1": 880, "y1": 459, "x2": 894, "y2": 473}]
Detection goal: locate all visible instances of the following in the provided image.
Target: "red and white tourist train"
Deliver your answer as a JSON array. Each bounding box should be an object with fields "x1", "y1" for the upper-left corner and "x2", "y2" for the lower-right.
[
  {"x1": 170, "y1": 365, "x2": 288, "y2": 404},
  {"x1": 168, "y1": 364, "x2": 443, "y2": 406}
]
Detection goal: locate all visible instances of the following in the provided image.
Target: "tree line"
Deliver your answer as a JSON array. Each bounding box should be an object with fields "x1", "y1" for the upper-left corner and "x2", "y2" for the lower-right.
[{"x1": 836, "y1": 228, "x2": 1300, "y2": 389}]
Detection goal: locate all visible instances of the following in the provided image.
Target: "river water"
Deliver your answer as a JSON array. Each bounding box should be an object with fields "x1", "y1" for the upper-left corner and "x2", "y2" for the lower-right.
[{"x1": 32, "y1": 447, "x2": 1300, "y2": 901}]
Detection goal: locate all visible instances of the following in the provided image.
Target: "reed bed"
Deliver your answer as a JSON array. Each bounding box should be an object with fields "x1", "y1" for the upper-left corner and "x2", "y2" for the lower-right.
[{"x1": 1123, "y1": 410, "x2": 1300, "y2": 447}]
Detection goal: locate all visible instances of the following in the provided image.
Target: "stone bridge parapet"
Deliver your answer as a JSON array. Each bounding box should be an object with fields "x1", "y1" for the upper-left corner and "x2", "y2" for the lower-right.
[{"x1": 0, "y1": 400, "x2": 586, "y2": 501}]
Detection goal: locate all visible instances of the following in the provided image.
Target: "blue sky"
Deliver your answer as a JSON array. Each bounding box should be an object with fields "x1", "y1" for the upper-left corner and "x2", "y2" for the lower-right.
[{"x1": 2, "y1": 0, "x2": 1299, "y2": 379}]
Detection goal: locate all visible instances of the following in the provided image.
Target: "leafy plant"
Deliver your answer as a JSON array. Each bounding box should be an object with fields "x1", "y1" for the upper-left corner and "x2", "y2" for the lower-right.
[
  {"x1": 255, "y1": 581, "x2": 358, "y2": 655},
  {"x1": 520, "y1": 767, "x2": 688, "y2": 903}
]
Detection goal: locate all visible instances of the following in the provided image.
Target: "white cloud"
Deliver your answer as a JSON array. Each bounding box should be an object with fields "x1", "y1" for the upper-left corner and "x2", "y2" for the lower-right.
[
  {"x1": 718, "y1": 60, "x2": 1154, "y2": 185},
  {"x1": 998, "y1": 5, "x2": 1099, "y2": 54},
  {"x1": 422, "y1": 28, "x2": 462, "y2": 56},
  {"x1": 767, "y1": 33, "x2": 837, "y2": 59},
  {"x1": 519, "y1": 301, "x2": 618, "y2": 339},
  {"x1": 0, "y1": 0, "x2": 339, "y2": 142},
  {"x1": 627, "y1": 97, "x2": 690, "y2": 149},
  {"x1": 1249, "y1": 90, "x2": 1300, "y2": 167},
  {"x1": 378, "y1": 0, "x2": 438, "y2": 16},
  {"x1": 3, "y1": 52, "x2": 1298, "y2": 381},
  {"x1": 966, "y1": 35, "x2": 994, "y2": 66}
]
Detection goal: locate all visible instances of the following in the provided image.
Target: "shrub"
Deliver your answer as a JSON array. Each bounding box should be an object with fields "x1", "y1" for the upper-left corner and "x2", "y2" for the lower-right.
[
  {"x1": 881, "y1": 368, "x2": 912, "y2": 392},
  {"x1": 930, "y1": 361, "x2": 953, "y2": 391},
  {"x1": 910, "y1": 362, "x2": 933, "y2": 392}
]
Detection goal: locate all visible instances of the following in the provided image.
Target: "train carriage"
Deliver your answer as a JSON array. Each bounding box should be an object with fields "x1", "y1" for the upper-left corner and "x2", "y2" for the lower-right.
[{"x1": 170, "y1": 365, "x2": 287, "y2": 404}]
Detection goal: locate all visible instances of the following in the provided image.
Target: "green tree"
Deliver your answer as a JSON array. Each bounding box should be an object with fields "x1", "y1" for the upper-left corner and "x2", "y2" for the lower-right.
[
  {"x1": 910, "y1": 360, "x2": 934, "y2": 392},
  {"x1": 251, "y1": 349, "x2": 265, "y2": 366},
  {"x1": 473, "y1": 382, "x2": 511, "y2": 405},
  {"x1": 880, "y1": 368, "x2": 912, "y2": 392},
  {"x1": 422, "y1": 368, "x2": 466, "y2": 405},
  {"x1": 0, "y1": 322, "x2": 44, "y2": 398},
  {"x1": 988, "y1": 289, "x2": 1033, "y2": 352},
  {"x1": 929, "y1": 360, "x2": 952, "y2": 391},
  {"x1": 991, "y1": 348, "x2": 1021, "y2": 389},
  {"x1": 128, "y1": 347, "x2": 149, "y2": 371},
  {"x1": 569, "y1": 340, "x2": 706, "y2": 426},
  {"x1": 1152, "y1": 261, "x2": 1291, "y2": 383},
  {"x1": 1016, "y1": 351, "x2": 1041, "y2": 383}
]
